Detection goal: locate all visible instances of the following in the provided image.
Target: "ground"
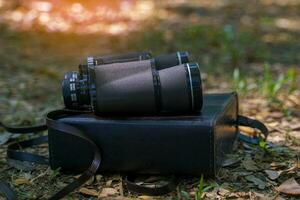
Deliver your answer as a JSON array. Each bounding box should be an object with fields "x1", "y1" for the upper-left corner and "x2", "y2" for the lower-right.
[{"x1": 0, "y1": 0, "x2": 299, "y2": 199}]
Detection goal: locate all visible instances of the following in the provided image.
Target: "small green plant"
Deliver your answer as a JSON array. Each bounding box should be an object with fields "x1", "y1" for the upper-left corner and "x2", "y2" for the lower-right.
[
  {"x1": 195, "y1": 175, "x2": 217, "y2": 200},
  {"x1": 286, "y1": 68, "x2": 297, "y2": 93},
  {"x1": 232, "y1": 68, "x2": 260, "y2": 93},
  {"x1": 180, "y1": 190, "x2": 192, "y2": 200},
  {"x1": 49, "y1": 167, "x2": 61, "y2": 180},
  {"x1": 178, "y1": 176, "x2": 216, "y2": 200},
  {"x1": 195, "y1": 175, "x2": 204, "y2": 200},
  {"x1": 233, "y1": 68, "x2": 247, "y2": 92},
  {"x1": 232, "y1": 64, "x2": 297, "y2": 100},
  {"x1": 258, "y1": 137, "x2": 268, "y2": 150},
  {"x1": 260, "y1": 63, "x2": 297, "y2": 100}
]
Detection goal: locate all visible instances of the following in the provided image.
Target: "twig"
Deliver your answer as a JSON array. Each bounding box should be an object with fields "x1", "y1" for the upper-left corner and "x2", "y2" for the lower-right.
[{"x1": 30, "y1": 168, "x2": 49, "y2": 183}]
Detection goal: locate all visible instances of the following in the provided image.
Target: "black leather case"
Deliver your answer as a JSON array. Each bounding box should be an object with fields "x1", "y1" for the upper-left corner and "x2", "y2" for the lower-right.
[{"x1": 48, "y1": 93, "x2": 238, "y2": 176}]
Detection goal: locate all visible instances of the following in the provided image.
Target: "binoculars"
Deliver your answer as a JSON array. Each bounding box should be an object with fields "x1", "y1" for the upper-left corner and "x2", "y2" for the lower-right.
[{"x1": 62, "y1": 51, "x2": 203, "y2": 114}]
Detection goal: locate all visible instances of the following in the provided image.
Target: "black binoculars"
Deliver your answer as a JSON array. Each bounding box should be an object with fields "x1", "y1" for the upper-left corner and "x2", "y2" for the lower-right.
[{"x1": 62, "y1": 51, "x2": 203, "y2": 114}]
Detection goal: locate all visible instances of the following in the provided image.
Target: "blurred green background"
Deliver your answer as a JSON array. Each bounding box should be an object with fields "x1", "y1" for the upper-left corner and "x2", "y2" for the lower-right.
[{"x1": 0, "y1": 0, "x2": 299, "y2": 124}]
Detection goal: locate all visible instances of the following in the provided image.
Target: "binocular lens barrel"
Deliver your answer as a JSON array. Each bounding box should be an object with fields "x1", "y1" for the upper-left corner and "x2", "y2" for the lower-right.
[
  {"x1": 62, "y1": 51, "x2": 202, "y2": 114},
  {"x1": 79, "y1": 52, "x2": 152, "y2": 79},
  {"x1": 159, "y1": 63, "x2": 202, "y2": 112}
]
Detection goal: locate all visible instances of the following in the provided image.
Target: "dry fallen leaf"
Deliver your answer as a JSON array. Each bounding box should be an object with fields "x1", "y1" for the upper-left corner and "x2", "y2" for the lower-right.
[
  {"x1": 99, "y1": 187, "x2": 119, "y2": 198},
  {"x1": 242, "y1": 158, "x2": 259, "y2": 171},
  {"x1": 79, "y1": 187, "x2": 98, "y2": 197},
  {"x1": 285, "y1": 163, "x2": 300, "y2": 173},
  {"x1": 138, "y1": 195, "x2": 154, "y2": 200},
  {"x1": 119, "y1": 182, "x2": 124, "y2": 196},
  {"x1": 106, "y1": 179, "x2": 113, "y2": 186},
  {"x1": 96, "y1": 175, "x2": 103, "y2": 182},
  {"x1": 85, "y1": 176, "x2": 95, "y2": 185},
  {"x1": 0, "y1": 132, "x2": 12, "y2": 145},
  {"x1": 273, "y1": 196, "x2": 286, "y2": 200},
  {"x1": 14, "y1": 178, "x2": 31, "y2": 185},
  {"x1": 290, "y1": 124, "x2": 300, "y2": 131},
  {"x1": 245, "y1": 175, "x2": 266, "y2": 190},
  {"x1": 265, "y1": 169, "x2": 281, "y2": 180},
  {"x1": 288, "y1": 94, "x2": 300, "y2": 105},
  {"x1": 101, "y1": 196, "x2": 131, "y2": 200},
  {"x1": 277, "y1": 178, "x2": 300, "y2": 196},
  {"x1": 268, "y1": 121, "x2": 279, "y2": 127},
  {"x1": 217, "y1": 188, "x2": 230, "y2": 196},
  {"x1": 222, "y1": 156, "x2": 240, "y2": 167},
  {"x1": 253, "y1": 192, "x2": 275, "y2": 200},
  {"x1": 269, "y1": 112, "x2": 283, "y2": 119},
  {"x1": 106, "y1": 175, "x2": 121, "y2": 186}
]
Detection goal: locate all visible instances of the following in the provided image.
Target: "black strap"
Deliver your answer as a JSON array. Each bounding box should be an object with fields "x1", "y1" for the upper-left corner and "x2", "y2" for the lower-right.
[
  {"x1": 0, "y1": 121, "x2": 47, "y2": 134},
  {"x1": 237, "y1": 115, "x2": 269, "y2": 139},
  {"x1": 0, "y1": 110, "x2": 101, "y2": 200},
  {"x1": 124, "y1": 175, "x2": 177, "y2": 196},
  {"x1": 0, "y1": 182, "x2": 17, "y2": 200},
  {"x1": 7, "y1": 135, "x2": 49, "y2": 165},
  {"x1": 46, "y1": 112, "x2": 101, "y2": 200}
]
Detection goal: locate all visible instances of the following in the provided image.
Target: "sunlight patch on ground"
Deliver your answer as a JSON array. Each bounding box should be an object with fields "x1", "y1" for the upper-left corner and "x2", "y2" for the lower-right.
[
  {"x1": 262, "y1": 33, "x2": 294, "y2": 43},
  {"x1": 0, "y1": 0, "x2": 4, "y2": 9},
  {"x1": 275, "y1": 18, "x2": 300, "y2": 31},
  {"x1": 0, "y1": 0, "x2": 155, "y2": 35}
]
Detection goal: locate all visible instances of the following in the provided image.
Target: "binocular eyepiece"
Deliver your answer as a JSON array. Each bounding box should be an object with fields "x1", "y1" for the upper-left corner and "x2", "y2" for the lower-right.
[
  {"x1": 62, "y1": 51, "x2": 202, "y2": 114},
  {"x1": 94, "y1": 51, "x2": 189, "y2": 69}
]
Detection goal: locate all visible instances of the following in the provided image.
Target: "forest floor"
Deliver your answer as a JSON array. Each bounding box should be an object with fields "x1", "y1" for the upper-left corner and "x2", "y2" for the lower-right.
[{"x1": 0, "y1": 0, "x2": 300, "y2": 199}]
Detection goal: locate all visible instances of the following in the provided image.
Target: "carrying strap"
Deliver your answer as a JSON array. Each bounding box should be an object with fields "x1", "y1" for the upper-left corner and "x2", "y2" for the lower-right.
[
  {"x1": 0, "y1": 114, "x2": 268, "y2": 199},
  {"x1": 124, "y1": 175, "x2": 177, "y2": 196},
  {"x1": 7, "y1": 135, "x2": 49, "y2": 165},
  {"x1": 237, "y1": 115, "x2": 269, "y2": 144},
  {"x1": 0, "y1": 122, "x2": 47, "y2": 134},
  {"x1": 0, "y1": 110, "x2": 101, "y2": 200},
  {"x1": 0, "y1": 182, "x2": 17, "y2": 200},
  {"x1": 46, "y1": 111, "x2": 101, "y2": 200}
]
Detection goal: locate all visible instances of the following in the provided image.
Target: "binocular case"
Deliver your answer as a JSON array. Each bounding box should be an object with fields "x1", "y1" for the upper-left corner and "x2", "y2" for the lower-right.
[{"x1": 48, "y1": 92, "x2": 238, "y2": 175}]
